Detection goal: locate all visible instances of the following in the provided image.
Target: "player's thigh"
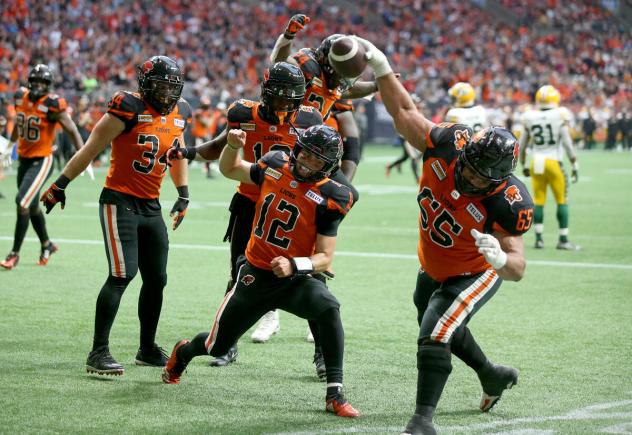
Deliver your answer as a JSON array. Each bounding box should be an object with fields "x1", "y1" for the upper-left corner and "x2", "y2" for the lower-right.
[
  {"x1": 414, "y1": 270, "x2": 441, "y2": 325},
  {"x1": 137, "y1": 214, "x2": 169, "y2": 282},
  {"x1": 277, "y1": 275, "x2": 340, "y2": 320},
  {"x1": 419, "y1": 270, "x2": 502, "y2": 344},
  {"x1": 16, "y1": 156, "x2": 54, "y2": 208},
  {"x1": 229, "y1": 194, "x2": 256, "y2": 260},
  {"x1": 530, "y1": 162, "x2": 548, "y2": 206},
  {"x1": 99, "y1": 202, "x2": 139, "y2": 279},
  {"x1": 547, "y1": 160, "x2": 568, "y2": 205}
]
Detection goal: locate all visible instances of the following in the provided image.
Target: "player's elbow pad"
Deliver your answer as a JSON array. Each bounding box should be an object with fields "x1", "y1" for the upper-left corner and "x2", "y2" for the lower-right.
[{"x1": 342, "y1": 137, "x2": 360, "y2": 164}]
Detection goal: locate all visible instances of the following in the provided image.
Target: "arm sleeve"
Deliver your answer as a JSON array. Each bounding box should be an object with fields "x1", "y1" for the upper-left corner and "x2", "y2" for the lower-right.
[{"x1": 107, "y1": 91, "x2": 141, "y2": 131}]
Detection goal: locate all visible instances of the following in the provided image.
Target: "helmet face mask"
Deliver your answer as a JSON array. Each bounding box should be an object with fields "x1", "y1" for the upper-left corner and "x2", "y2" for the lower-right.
[
  {"x1": 137, "y1": 56, "x2": 184, "y2": 115},
  {"x1": 454, "y1": 127, "x2": 519, "y2": 197},
  {"x1": 27, "y1": 64, "x2": 53, "y2": 101},
  {"x1": 261, "y1": 62, "x2": 306, "y2": 125},
  {"x1": 290, "y1": 125, "x2": 343, "y2": 183}
]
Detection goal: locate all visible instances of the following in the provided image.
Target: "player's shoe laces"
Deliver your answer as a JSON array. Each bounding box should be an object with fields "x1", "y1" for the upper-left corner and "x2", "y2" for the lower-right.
[
  {"x1": 0, "y1": 252, "x2": 19, "y2": 270},
  {"x1": 251, "y1": 310, "x2": 280, "y2": 343},
  {"x1": 37, "y1": 242, "x2": 58, "y2": 266},
  {"x1": 534, "y1": 239, "x2": 544, "y2": 249},
  {"x1": 401, "y1": 414, "x2": 436, "y2": 435},
  {"x1": 325, "y1": 392, "x2": 360, "y2": 418},
  {"x1": 209, "y1": 344, "x2": 238, "y2": 367},
  {"x1": 478, "y1": 363, "x2": 519, "y2": 412},
  {"x1": 556, "y1": 241, "x2": 581, "y2": 251},
  {"x1": 313, "y1": 350, "x2": 326, "y2": 381},
  {"x1": 86, "y1": 346, "x2": 124, "y2": 376},
  {"x1": 162, "y1": 339, "x2": 190, "y2": 384},
  {"x1": 135, "y1": 343, "x2": 168, "y2": 366}
]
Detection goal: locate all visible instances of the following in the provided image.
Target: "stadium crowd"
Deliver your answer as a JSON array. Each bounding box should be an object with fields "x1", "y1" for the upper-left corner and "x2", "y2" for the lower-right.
[{"x1": 0, "y1": 0, "x2": 630, "y2": 139}]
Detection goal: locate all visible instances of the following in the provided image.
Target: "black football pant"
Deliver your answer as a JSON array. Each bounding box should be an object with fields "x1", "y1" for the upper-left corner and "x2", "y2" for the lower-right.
[
  {"x1": 92, "y1": 202, "x2": 169, "y2": 351},
  {"x1": 11, "y1": 156, "x2": 54, "y2": 253},
  {"x1": 180, "y1": 261, "x2": 345, "y2": 384},
  {"x1": 413, "y1": 269, "x2": 502, "y2": 414}
]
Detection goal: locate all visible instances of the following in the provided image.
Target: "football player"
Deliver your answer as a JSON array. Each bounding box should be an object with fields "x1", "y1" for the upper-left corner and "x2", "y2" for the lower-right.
[
  {"x1": 162, "y1": 125, "x2": 360, "y2": 418},
  {"x1": 357, "y1": 37, "x2": 534, "y2": 435},
  {"x1": 519, "y1": 85, "x2": 580, "y2": 250},
  {"x1": 270, "y1": 15, "x2": 376, "y2": 181},
  {"x1": 40, "y1": 56, "x2": 192, "y2": 376},
  {"x1": 445, "y1": 82, "x2": 489, "y2": 132},
  {"x1": 0, "y1": 64, "x2": 85, "y2": 270}
]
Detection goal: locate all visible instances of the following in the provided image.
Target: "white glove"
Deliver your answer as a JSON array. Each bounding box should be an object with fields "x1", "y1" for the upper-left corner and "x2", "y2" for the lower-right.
[
  {"x1": 470, "y1": 229, "x2": 507, "y2": 270},
  {"x1": 0, "y1": 140, "x2": 15, "y2": 168},
  {"x1": 352, "y1": 36, "x2": 393, "y2": 78},
  {"x1": 81, "y1": 163, "x2": 95, "y2": 180}
]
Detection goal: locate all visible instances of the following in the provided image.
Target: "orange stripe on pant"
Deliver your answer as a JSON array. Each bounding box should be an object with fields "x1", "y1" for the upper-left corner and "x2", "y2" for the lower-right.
[
  {"x1": 21, "y1": 156, "x2": 52, "y2": 208},
  {"x1": 433, "y1": 270, "x2": 497, "y2": 343},
  {"x1": 106, "y1": 204, "x2": 123, "y2": 277},
  {"x1": 204, "y1": 287, "x2": 236, "y2": 354}
]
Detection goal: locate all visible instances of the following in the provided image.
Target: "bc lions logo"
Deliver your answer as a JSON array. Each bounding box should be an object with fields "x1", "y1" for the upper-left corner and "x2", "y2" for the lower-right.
[
  {"x1": 454, "y1": 129, "x2": 470, "y2": 150},
  {"x1": 504, "y1": 185, "x2": 523, "y2": 205},
  {"x1": 141, "y1": 61, "x2": 154, "y2": 74},
  {"x1": 241, "y1": 274, "x2": 255, "y2": 286}
]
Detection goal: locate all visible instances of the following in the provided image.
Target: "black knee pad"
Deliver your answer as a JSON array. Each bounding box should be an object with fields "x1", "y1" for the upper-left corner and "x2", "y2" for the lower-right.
[
  {"x1": 417, "y1": 341, "x2": 452, "y2": 375},
  {"x1": 16, "y1": 204, "x2": 29, "y2": 216},
  {"x1": 106, "y1": 275, "x2": 134, "y2": 293},
  {"x1": 29, "y1": 206, "x2": 41, "y2": 216},
  {"x1": 342, "y1": 137, "x2": 360, "y2": 164}
]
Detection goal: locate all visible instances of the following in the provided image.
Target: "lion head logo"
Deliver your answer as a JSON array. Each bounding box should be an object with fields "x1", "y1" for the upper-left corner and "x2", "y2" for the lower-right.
[
  {"x1": 241, "y1": 274, "x2": 255, "y2": 286},
  {"x1": 504, "y1": 185, "x2": 523, "y2": 205},
  {"x1": 454, "y1": 129, "x2": 470, "y2": 150}
]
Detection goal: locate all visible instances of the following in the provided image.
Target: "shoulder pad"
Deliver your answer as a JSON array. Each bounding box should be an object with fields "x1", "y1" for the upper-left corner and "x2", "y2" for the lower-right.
[
  {"x1": 484, "y1": 176, "x2": 534, "y2": 235},
  {"x1": 14, "y1": 87, "x2": 27, "y2": 101},
  {"x1": 44, "y1": 95, "x2": 67, "y2": 112},
  {"x1": 424, "y1": 123, "x2": 471, "y2": 162},
  {"x1": 295, "y1": 105, "x2": 323, "y2": 129},
  {"x1": 176, "y1": 99, "x2": 192, "y2": 122},
  {"x1": 107, "y1": 91, "x2": 145, "y2": 121},
  {"x1": 259, "y1": 150, "x2": 289, "y2": 170},
  {"x1": 227, "y1": 99, "x2": 256, "y2": 124},
  {"x1": 293, "y1": 49, "x2": 321, "y2": 82},
  {"x1": 319, "y1": 179, "x2": 355, "y2": 215}
]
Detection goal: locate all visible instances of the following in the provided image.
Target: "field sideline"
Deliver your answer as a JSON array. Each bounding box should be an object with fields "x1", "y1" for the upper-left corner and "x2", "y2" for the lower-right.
[{"x1": 0, "y1": 145, "x2": 631, "y2": 434}]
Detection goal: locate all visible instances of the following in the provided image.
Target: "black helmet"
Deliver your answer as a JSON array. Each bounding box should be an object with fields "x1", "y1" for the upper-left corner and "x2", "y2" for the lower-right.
[
  {"x1": 290, "y1": 125, "x2": 343, "y2": 182},
  {"x1": 454, "y1": 126, "x2": 519, "y2": 196},
  {"x1": 316, "y1": 34, "x2": 349, "y2": 90},
  {"x1": 27, "y1": 64, "x2": 53, "y2": 100},
  {"x1": 260, "y1": 62, "x2": 306, "y2": 125},
  {"x1": 137, "y1": 56, "x2": 184, "y2": 115}
]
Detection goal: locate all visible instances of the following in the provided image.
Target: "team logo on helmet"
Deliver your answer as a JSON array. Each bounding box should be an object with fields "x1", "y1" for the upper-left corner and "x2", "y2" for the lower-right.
[
  {"x1": 454, "y1": 129, "x2": 470, "y2": 150},
  {"x1": 241, "y1": 274, "x2": 255, "y2": 286},
  {"x1": 141, "y1": 61, "x2": 154, "y2": 74},
  {"x1": 504, "y1": 185, "x2": 523, "y2": 205},
  {"x1": 512, "y1": 142, "x2": 520, "y2": 166}
]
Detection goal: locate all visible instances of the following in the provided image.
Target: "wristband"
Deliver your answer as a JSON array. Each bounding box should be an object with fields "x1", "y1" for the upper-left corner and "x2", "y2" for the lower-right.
[
  {"x1": 227, "y1": 142, "x2": 240, "y2": 151},
  {"x1": 184, "y1": 147, "x2": 197, "y2": 160},
  {"x1": 176, "y1": 185, "x2": 189, "y2": 199},
  {"x1": 490, "y1": 250, "x2": 508, "y2": 270},
  {"x1": 291, "y1": 257, "x2": 314, "y2": 275},
  {"x1": 54, "y1": 174, "x2": 71, "y2": 190}
]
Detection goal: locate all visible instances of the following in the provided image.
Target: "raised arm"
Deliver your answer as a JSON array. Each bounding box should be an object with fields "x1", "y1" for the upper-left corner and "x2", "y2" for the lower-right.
[
  {"x1": 218, "y1": 129, "x2": 254, "y2": 184},
  {"x1": 270, "y1": 14, "x2": 310, "y2": 64}
]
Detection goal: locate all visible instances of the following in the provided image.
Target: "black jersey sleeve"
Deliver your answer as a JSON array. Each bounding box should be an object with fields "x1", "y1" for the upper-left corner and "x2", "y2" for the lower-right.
[
  {"x1": 483, "y1": 176, "x2": 534, "y2": 236},
  {"x1": 226, "y1": 99, "x2": 256, "y2": 128},
  {"x1": 293, "y1": 49, "x2": 321, "y2": 83},
  {"x1": 250, "y1": 151, "x2": 288, "y2": 186},
  {"x1": 14, "y1": 87, "x2": 27, "y2": 103},
  {"x1": 176, "y1": 99, "x2": 193, "y2": 126},
  {"x1": 294, "y1": 105, "x2": 323, "y2": 130},
  {"x1": 44, "y1": 94, "x2": 68, "y2": 120},
  {"x1": 107, "y1": 91, "x2": 144, "y2": 132},
  {"x1": 424, "y1": 122, "x2": 472, "y2": 163},
  {"x1": 315, "y1": 179, "x2": 355, "y2": 236}
]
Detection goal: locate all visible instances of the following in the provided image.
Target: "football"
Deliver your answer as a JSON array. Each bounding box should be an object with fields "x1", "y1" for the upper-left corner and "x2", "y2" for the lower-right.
[{"x1": 327, "y1": 35, "x2": 367, "y2": 79}]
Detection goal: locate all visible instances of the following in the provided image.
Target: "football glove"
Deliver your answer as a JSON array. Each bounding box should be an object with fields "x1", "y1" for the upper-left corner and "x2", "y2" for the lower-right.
[
  {"x1": 170, "y1": 186, "x2": 189, "y2": 230},
  {"x1": 352, "y1": 36, "x2": 392, "y2": 78},
  {"x1": 522, "y1": 167, "x2": 530, "y2": 177},
  {"x1": 284, "y1": 14, "x2": 310, "y2": 39},
  {"x1": 0, "y1": 140, "x2": 15, "y2": 168},
  {"x1": 166, "y1": 143, "x2": 196, "y2": 164},
  {"x1": 471, "y1": 229, "x2": 507, "y2": 270},
  {"x1": 571, "y1": 161, "x2": 579, "y2": 183}
]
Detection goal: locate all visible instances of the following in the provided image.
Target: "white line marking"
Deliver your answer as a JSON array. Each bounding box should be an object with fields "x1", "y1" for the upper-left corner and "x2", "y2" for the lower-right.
[{"x1": 1, "y1": 236, "x2": 631, "y2": 270}]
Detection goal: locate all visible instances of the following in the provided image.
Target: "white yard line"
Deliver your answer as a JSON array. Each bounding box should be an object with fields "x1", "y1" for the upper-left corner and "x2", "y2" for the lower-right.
[{"x1": 1, "y1": 236, "x2": 631, "y2": 270}]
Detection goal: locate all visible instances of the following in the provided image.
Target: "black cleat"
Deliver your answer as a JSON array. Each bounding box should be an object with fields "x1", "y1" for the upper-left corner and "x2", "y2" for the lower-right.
[
  {"x1": 209, "y1": 344, "x2": 237, "y2": 367},
  {"x1": 313, "y1": 350, "x2": 326, "y2": 381},
  {"x1": 478, "y1": 363, "x2": 519, "y2": 412},
  {"x1": 86, "y1": 347, "x2": 124, "y2": 376},
  {"x1": 135, "y1": 343, "x2": 168, "y2": 366},
  {"x1": 401, "y1": 414, "x2": 436, "y2": 435},
  {"x1": 38, "y1": 242, "x2": 58, "y2": 266}
]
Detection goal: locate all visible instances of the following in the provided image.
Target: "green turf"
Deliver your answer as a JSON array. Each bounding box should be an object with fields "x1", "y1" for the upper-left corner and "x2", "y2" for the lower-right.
[{"x1": 0, "y1": 146, "x2": 631, "y2": 434}]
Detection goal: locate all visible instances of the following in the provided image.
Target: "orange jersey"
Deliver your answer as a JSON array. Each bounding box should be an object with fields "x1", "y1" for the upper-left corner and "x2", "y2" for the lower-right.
[
  {"x1": 191, "y1": 108, "x2": 211, "y2": 138},
  {"x1": 293, "y1": 49, "x2": 342, "y2": 118},
  {"x1": 417, "y1": 123, "x2": 533, "y2": 282},
  {"x1": 226, "y1": 99, "x2": 322, "y2": 202},
  {"x1": 324, "y1": 99, "x2": 354, "y2": 130},
  {"x1": 104, "y1": 91, "x2": 192, "y2": 199},
  {"x1": 245, "y1": 151, "x2": 354, "y2": 270},
  {"x1": 14, "y1": 87, "x2": 67, "y2": 158}
]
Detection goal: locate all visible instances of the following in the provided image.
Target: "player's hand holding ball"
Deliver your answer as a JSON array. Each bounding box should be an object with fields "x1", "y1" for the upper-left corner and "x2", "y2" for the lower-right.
[{"x1": 351, "y1": 36, "x2": 392, "y2": 78}]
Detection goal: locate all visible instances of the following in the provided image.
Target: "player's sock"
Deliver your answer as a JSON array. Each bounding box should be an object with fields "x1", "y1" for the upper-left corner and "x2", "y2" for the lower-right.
[
  {"x1": 138, "y1": 277, "x2": 166, "y2": 349},
  {"x1": 178, "y1": 332, "x2": 211, "y2": 364},
  {"x1": 557, "y1": 204, "x2": 569, "y2": 242},
  {"x1": 12, "y1": 209, "x2": 30, "y2": 253},
  {"x1": 450, "y1": 326, "x2": 488, "y2": 372},
  {"x1": 92, "y1": 276, "x2": 133, "y2": 350},
  {"x1": 29, "y1": 208, "x2": 49, "y2": 244},
  {"x1": 317, "y1": 307, "x2": 344, "y2": 385},
  {"x1": 415, "y1": 342, "x2": 452, "y2": 419}
]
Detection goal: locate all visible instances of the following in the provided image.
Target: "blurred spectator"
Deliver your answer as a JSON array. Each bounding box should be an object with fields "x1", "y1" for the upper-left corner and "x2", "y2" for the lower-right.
[{"x1": 582, "y1": 111, "x2": 597, "y2": 150}]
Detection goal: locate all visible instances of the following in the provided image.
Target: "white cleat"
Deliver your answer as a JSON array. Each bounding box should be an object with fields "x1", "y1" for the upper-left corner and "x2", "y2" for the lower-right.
[
  {"x1": 251, "y1": 310, "x2": 280, "y2": 343},
  {"x1": 306, "y1": 327, "x2": 314, "y2": 343}
]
